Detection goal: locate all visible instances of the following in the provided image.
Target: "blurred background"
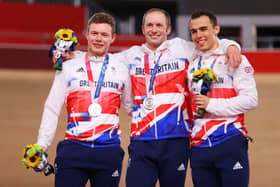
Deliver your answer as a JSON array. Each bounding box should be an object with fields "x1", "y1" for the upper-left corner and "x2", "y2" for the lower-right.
[
  {"x1": 1, "y1": 0, "x2": 280, "y2": 70},
  {"x1": 0, "y1": 0, "x2": 279, "y2": 187}
]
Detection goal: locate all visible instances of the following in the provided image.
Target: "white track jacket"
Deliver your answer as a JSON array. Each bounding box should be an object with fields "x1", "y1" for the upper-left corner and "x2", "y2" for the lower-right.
[
  {"x1": 187, "y1": 40, "x2": 258, "y2": 148},
  {"x1": 37, "y1": 53, "x2": 133, "y2": 150}
]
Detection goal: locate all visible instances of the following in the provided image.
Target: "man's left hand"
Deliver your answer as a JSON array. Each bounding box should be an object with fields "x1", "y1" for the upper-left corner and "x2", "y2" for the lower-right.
[{"x1": 225, "y1": 45, "x2": 242, "y2": 68}]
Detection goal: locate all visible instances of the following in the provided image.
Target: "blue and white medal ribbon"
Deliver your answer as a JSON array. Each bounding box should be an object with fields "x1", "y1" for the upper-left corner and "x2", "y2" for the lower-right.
[
  {"x1": 143, "y1": 49, "x2": 166, "y2": 110},
  {"x1": 85, "y1": 54, "x2": 109, "y2": 117}
]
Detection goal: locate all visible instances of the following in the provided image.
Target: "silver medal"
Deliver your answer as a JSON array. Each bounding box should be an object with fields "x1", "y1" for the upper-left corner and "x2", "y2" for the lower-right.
[
  {"x1": 88, "y1": 103, "x2": 102, "y2": 117},
  {"x1": 143, "y1": 96, "x2": 154, "y2": 110}
]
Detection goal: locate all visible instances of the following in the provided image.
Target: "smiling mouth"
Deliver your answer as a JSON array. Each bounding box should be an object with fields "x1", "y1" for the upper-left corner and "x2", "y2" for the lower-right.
[
  {"x1": 197, "y1": 40, "x2": 206, "y2": 46},
  {"x1": 149, "y1": 34, "x2": 160, "y2": 39},
  {"x1": 93, "y1": 43, "x2": 103, "y2": 48}
]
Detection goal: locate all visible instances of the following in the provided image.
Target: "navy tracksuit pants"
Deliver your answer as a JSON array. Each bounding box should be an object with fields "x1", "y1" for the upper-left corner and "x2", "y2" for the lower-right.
[
  {"x1": 126, "y1": 138, "x2": 190, "y2": 187},
  {"x1": 54, "y1": 140, "x2": 124, "y2": 187},
  {"x1": 190, "y1": 134, "x2": 249, "y2": 187}
]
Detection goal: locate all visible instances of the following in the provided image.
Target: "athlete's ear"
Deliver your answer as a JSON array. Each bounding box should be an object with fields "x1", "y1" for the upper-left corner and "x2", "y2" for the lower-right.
[
  {"x1": 214, "y1": 25, "x2": 220, "y2": 36},
  {"x1": 166, "y1": 25, "x2": 171, "y2": 35},
  {"x1": 141, "y1": 25, "x2": 145, "y2": 35},
  {"x1": 86, "y1": 30, "x2": 89, "y2": 40},
  {"x1": 110, "y1": 33, "x2": 116, "y2": 44}
]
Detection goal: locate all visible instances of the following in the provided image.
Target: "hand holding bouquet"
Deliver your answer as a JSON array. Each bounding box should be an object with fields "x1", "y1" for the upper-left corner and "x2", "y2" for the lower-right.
[
  {"x1": 49, "y1": 28, "x2": 78, "y2": 70},
  {"x1": 22, "y1": 144, "x2": 54, "y2": 176},
  {"x1": 191, "y1": 67, "x2": 218, "y2": 116}
]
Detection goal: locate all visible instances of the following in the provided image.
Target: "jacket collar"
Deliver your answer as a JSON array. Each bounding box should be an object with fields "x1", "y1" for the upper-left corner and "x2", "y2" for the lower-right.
[{"x1": 141, "y1": 39, "x2": 169, "y2": 54}]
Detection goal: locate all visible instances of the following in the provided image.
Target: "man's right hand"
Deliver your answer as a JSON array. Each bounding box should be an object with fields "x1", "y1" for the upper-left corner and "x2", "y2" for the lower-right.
[
  {"x1": 62, "y1": 51, "x2": 75, "y2": 61},
  {"x1": 22, "y1": 144, "x2": 54, "y2": 176},
  {"x1": 33, "y1": 153, "x2": 55, "y2": 176},
  {"x1": 51, "y1": 51, "x2": 75, "y2": 64}
]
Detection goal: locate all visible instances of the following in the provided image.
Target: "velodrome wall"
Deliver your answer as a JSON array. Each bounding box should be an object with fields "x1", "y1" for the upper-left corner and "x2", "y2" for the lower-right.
[
  {"x1": 1, "y1": 47, "x2": 279, "y2": 73},
  {"x1": 1, "y1": 2, "x2": 279, "y2": 73}
]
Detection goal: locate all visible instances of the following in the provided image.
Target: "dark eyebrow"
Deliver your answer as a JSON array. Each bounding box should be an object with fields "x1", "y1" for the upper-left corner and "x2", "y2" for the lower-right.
[
  {"x1": 190, "y1": 26, "x2": 208, "y2": 31},
  {"x1": 190, "y1": 28, "x2": 197, "y2": 33},
  {"x1": 199, "y1": 26, "x2": 208, "y2": 30}
]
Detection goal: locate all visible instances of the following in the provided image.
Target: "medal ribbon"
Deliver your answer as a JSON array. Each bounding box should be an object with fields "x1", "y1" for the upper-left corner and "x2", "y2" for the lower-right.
[
  {"x1": 197, "y1": 54, "x2": 219, "y2": 70},
  {"x1": 144, "y1": 49, "x2": 167, "y2": 96},
  {"x1": 85, "y1": 54, "x2": 109, "y2": 103}
]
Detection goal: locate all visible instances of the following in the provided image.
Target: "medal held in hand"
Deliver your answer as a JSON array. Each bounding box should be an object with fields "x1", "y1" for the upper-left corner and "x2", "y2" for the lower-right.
[
  {"x1": 143, "y1": 96, "x2": 155, "y2": 110},
  {"x1": 88, "y1": 103, "x2": 102, "y2": 117}
]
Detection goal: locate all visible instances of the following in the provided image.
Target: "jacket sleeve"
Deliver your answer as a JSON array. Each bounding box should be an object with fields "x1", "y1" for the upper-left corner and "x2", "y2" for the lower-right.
[
  {"x1": 173, "y1": 37, "x2": 196, "y2": 62},
  {"x1": 206, "y1": 56, "x2": 258, "y2": 116},
  {"x1": 219, "y1": 38, "x2": 241, "y2": 53},
  {"x1": 73, "y1": 50, "x2": 86, "y2": 58},
  {"x1": 120, "y1": 61, "x2": 134, "y2": 116},
  {"x1": 36, "y1": 70, "x2": 67, "y2": 150}
]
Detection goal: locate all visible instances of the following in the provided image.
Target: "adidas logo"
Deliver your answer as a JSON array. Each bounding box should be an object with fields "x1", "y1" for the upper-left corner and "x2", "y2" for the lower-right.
[
  {"x1": 177, "y1": 163, "x2": 185, "y2": 171},
  {"x1": 76, "y1": 67, "x2": 85, "y2": 72},
  {"x1": 232, "y1": 161, "x2": 243, "y2": 170},
  {"x1": 134, "y1": 56, "x2": 141, "y2": 62},
  {"x1": 112, "y1": 170, "x2": 119, "y2": 177},
  {"x1": 127, "y1": 158, "x2": 131, "y2": 168}
]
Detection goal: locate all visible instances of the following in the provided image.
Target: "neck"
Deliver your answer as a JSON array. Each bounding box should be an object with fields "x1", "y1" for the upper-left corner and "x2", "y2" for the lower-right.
[
  {"x1": 87, "y1": 51, "x2": 107, "y2": 57},
  {"x1": 146, "y1": 42, "x2": 164, "y2": 52},
  {"x1": 210, "y1": 42, "x2": 219, "y2": 52},
  {"x1": 207, "y1": 37, "x2": 219, "y2": 52},
  {"x1": 147, "y1": 45, "x2": 158, "y2": 52}
]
